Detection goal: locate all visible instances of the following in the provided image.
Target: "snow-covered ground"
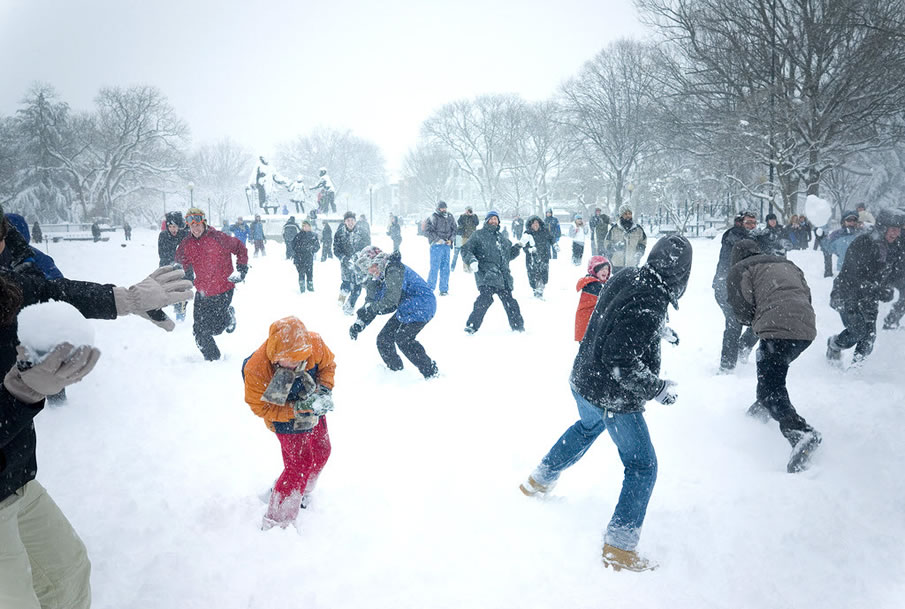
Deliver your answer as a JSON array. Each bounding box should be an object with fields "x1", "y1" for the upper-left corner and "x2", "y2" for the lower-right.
[{"x1": 29, "y1": 224, "x2": 905, "y2": 609}]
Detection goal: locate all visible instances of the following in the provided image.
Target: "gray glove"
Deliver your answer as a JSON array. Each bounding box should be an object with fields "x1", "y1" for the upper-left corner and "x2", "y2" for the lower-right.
[
  {"x1": 468, "y1": 260, "x2": 479, "y2": 273},
  {"x1": 654, "y1": 380, "x2": 678, "y2": 405},
  {"x1": 113, "y1": 266, "x2": 194, "y2": 331},
  {"x1": 4, "y1": 343, "x2": 101, "y2": 404}
]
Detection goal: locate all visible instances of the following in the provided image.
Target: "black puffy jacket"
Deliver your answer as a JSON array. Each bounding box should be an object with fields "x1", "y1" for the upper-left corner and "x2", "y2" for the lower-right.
[
  {"x1": 460, "y1": 223, "x2": 521, "y2": 290},
  {"x1": 570, "y1": 236, "x2": 692, "y2": 413}
]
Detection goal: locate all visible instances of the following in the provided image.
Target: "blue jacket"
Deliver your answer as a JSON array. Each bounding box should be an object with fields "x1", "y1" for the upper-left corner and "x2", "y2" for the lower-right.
[
  {"x1": 251, "y1": 221, "x2": 266, "y2": 241},
  {"x1": 4, "y1": 214, "x2": 63, "y2": 279},
  {"x1": 359, "y1": 253, "x2": 436, "y2": 325},
  {"x1": 231, "y1": 223, "x2": 250, "y2": 243}
]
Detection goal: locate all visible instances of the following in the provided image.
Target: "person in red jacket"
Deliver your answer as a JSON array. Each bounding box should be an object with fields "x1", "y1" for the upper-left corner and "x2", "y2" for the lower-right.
[
  {"x1": 575, "y1": 255, "x2": 612, "y2": 341},
  {"x1": 175, "y1": 207, "x2": 249, "y2": 361}
]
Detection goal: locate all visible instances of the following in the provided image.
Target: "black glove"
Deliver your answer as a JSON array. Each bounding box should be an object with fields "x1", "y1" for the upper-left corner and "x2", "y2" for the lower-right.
[
  {"x1": 229, "y1": 264, "x2": 249, "y2": 283},
  {"x1": 878, "y1": 286, "x2": 895, "y2": 302},
  {"x1": 349, "y1": 320, "x2": 366, "y2": 340},
  {"x1": 183, "y1": 266, "x2": 195, "y2": 282}
]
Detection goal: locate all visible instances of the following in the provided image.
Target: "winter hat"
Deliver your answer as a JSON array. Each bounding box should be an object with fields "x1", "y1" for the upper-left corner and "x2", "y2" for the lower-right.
[
  {"x1": 841, "y1": 209, "x2": 859, "y2": 221},
  {"x1": 354, "y1": 245, "x2": 390, "y2": 276},
  {"x1": 618, "y1": 204, "x2": 633, "y2": 216},
  {"x1": 437, "y1": 201, "x2": 448, "y2": 210},
  {"x1": 765, "y1": 213, "x2": 778, "y2": 222},
  {"x1": 185, "y1": 207, "x2": 206, "y2": 224},
  {"x1": 645, "y1": 235, "x2": 693, "y2": 309},
  {"x1": 343, "y1": 211, "x2": 356, "y2": 221},
  {"x1": 587, "y1": 255, "x2": 611, "y2": 277},
  {"x1": 301, "y1": 220, "x2": 311, "y2": 227},
  {"x1": 165, "y1": 211, "x2": 185, "y2": 228},
  {"x1": 288, "y1": 216, "x2": 296, "y2": 223},
  {"x1": 875, "y1": 207, "x2": 905, "y2": 229},
  {"x1": 574, "y1": 214, "x2": 583, "y2": 221},
  {"x1": 485, "y1": 210, "x2": 500, "y2": 222}
]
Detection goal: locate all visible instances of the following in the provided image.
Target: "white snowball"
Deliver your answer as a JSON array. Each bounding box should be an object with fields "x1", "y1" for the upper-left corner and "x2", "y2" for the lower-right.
[
  {"x1": 17, "y1": 301, "x2": 95, "y2": 363},
  {"x1": 805, "y1": 194, "x2": 832, "y2": 226}
]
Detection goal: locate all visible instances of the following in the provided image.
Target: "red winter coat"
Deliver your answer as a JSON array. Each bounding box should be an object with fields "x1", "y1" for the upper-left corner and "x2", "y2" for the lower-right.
[
  {"x1": 175, "y1": 227, "x2": 248, "y2": 297},
  {"x1": 575, "y1": 276, "x2": 607, "y2": 342}
]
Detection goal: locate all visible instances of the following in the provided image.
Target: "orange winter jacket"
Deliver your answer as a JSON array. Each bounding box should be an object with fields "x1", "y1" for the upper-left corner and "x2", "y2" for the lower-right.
[
  {"x1": 243, "y1": 317, "x2": 336, "y2": 430},
  {"x1": 575, "y1": 276, "x2": 607, "y2": 342}
]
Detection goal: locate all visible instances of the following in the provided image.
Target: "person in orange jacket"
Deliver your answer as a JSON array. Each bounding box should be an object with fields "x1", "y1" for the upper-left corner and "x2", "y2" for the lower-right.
[
  {"x1": 242, "y1": 316, "x2": 336, "y2": 529},
  {"x1": 575, "y1": 255, "x2": 612, "y2": 341}
]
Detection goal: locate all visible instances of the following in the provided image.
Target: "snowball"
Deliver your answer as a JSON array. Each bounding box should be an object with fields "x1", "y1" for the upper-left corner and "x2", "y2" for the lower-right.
[
  {"x1": 805, "y1": 194, "x2": 832, "y2": 226},
  {"x1": 17, "y1": 301, "x2": 95, "y2": 364}
]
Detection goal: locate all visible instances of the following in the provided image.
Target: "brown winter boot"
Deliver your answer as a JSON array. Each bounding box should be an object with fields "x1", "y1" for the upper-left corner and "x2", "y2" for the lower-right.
[
  {"x1": 519, "y1": 475, "x2": 552, "y2": 497},
  {"x1": 602, "y1": 544, "x2": 658, "y2": 572}
]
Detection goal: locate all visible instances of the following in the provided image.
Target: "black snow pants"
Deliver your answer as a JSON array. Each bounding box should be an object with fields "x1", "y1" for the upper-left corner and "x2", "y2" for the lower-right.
[
  {"x1": 193, "y1": 290, "x2": 233, "y2": 361},
  {"x1": 376, "y1": 317, "x2": 436, "y2": 378},
  {"x1": 466, "y1": 285, "x2": 524, "y2": 332},
  {"x1": 756, "y1": 338, "x2": 813, "y2": 442}
]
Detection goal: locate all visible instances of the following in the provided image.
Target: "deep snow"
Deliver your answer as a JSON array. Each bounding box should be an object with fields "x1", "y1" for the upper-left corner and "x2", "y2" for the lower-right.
[{"x1": 26, "y1": 224, "x2": 905, "y2": 609}]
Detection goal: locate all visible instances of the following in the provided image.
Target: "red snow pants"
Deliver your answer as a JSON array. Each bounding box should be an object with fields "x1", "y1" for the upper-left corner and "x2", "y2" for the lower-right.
[{"x1": 266, "y1": 417, "x2": 331, "y2": 524}]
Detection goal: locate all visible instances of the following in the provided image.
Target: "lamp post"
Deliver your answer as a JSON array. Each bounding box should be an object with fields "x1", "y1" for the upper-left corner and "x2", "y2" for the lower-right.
[
  {"x1": 626, "y1": 182, "x2": 635, "y2": 202},
  {"x1": 188, "y1": 182, "x2": 195, "y2": 207}
]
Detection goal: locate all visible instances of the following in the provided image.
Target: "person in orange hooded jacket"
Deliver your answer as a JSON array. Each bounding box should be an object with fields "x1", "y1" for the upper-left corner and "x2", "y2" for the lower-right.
[
  {"x1": 243, "y1": 316, "x2": 336, "y2": 529},
  {"x1": 575, "y1": 255, "x2": 612, "y2": 341}
]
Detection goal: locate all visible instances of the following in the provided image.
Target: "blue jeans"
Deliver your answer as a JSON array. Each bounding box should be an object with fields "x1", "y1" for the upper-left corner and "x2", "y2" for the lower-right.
[
  {"x1": 533, "y1": 387, "x2": 658, "y2": 551},
  {"x1": 427, "y1": 244, "x2": 451, "y2": 292},
  {"x1": 451, "y1": 246, "x2": 461, "y2": 270}
]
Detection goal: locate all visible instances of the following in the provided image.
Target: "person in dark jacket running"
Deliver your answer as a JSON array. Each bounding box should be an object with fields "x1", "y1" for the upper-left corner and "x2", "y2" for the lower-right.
[
  {"x1": 826, "y1": 208, "x2": 905, "y2": 368},
  {"x1": 349, "y1": 246, "x2": 438, "y2": 379},
  {"x1": 461, "y1": 211, "x2": 524, "y2": 333},
  {"x1": 519, "y1": 235, "x2": 692, "y2": 573},
  {"x1": 158, "y1": 211, "x2": 189, "y2": 321},
  {"x1": 520, "y1": 215, "x2": 553, "y2": 299},
  {"x1": 726, "y1": 239, "x2": 821, "y2": 472},
  {"x1": 713, "y1": 211, "x2": 759, "y2": 372},
  {"x1": 291, "y1": 220, "x2": 320, "y2": 293}
]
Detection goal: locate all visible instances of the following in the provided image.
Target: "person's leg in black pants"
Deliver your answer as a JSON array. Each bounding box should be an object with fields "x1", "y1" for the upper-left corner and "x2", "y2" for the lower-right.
[
  {"x1": 756, "y1": 338, "x2": 813, "y2": 441},
  {"x1": 498, "y1": 288, "x2": 524, "y2": 331},
  {"x1": 465, "y1": 286, "x2": 496, "y2": 332},
  {"x1": 377, "y1": 317, "x2": 436, "y2": 377},
  {"x1": 193, "y1": 290, "x2": 233, "y2": 361}
]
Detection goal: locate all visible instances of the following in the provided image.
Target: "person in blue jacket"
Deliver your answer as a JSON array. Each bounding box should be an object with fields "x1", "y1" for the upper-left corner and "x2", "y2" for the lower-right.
[
  {"x1": 2, "y1": 214, "x2": 63, "y2": 279},
  {"x1": 348, "y1": 246, "x2": 438, "y2": 379},
  {"x1": 230, "y1": 217, "x2": 250, "y2": 244}
]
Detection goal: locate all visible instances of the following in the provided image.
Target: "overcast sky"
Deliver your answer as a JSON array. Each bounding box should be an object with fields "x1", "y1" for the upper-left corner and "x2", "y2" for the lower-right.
[{"x1": 0, "y1": 0, "x2": 646, "y2": 174}]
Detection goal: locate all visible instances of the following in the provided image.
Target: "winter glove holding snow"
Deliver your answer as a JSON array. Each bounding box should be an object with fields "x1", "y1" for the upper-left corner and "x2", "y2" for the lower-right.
[
  {"x1": 349, "y1": 320, "x2": 366, "y2": 340},
  {"x1": 468, "y1": 260, "x2": 479, "y2": 273},
  {"x1": 4, "y1": 343, "x2": 101, "y2": 404},
  {"x1": 553, "y1": 243, "x2": 560, "y2": 253},
  {"x1": 113, "y1": 266, "x2": 194, "y2": 331},
  {"x1": 653, "y1": 380, "x2": 678, "y2": 405},
  {"x1": 228, "y1": 264, "x2": 249, "y2": 283},
  {"x1": 661, "y1": 326, "x2": 680, "y2": 346},
  {"x1": 310, "y1": 386, "x2": 334, "y2": 416},
  {"x1": 878, "y1": 286, "x2": 895, "y2": 302}
]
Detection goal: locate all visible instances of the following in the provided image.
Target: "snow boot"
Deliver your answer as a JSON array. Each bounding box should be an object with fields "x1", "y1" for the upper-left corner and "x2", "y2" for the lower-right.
[
  {"x1": 337, "y1": 290, "x2": 349, "y2": 305},
  {"x1": 464, "y1": 325, "x2": 477, "y2": 335},
  {"x1": 746, "y1": 400, "x2": 771, "y2": 423},
  {"x1": 602, "y1": 544, "x2": 658, "y2": 572},
  {"x1": 423, "y1": 361, "x2": 439, "y2": 379},
  {"x1": 307, "y1": 281, "x2": 314, "y2": 292},
  {"x1": 825, "y1": 335, "x2": 842, "y2": 366},
  {"x1": 519, "y1": 475, "x2": 552, "y2": 497},
  {"x1": 225, "y1": 306, "x2": 237, "y2": 333},
  {"x1": 299, "y1": 281, "x2": 306, "y2": 293},
  {"x1": 786, "y1": 430, "x2": 822, "y2": 473}
]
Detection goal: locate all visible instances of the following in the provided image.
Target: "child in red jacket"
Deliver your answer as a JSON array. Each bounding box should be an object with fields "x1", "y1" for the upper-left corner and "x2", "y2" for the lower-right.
[{"x1": 574, "y1": 255, "x2": 612, "y2": 341}]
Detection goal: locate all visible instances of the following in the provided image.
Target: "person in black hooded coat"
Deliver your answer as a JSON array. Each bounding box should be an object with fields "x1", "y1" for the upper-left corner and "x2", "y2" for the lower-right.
[{"x1": 519, "y1": 235, "x2": 692, "y2": 573}]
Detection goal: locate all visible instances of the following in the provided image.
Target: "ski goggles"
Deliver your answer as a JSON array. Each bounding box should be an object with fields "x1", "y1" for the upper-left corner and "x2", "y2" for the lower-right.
[{"x1": 186, "y1": 214, "x2": 205, "y2": 225}]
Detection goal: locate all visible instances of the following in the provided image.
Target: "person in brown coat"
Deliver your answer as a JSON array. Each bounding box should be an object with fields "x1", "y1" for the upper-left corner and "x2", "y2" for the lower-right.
[{"x1": 727, "y1": 239, "x2": 821, "y2": 473}]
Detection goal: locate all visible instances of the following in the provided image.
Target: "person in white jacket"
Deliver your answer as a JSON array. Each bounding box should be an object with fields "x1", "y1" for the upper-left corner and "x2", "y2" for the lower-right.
[{"x1": 569, "y1": 215, "x2": 588, "y2": 266}]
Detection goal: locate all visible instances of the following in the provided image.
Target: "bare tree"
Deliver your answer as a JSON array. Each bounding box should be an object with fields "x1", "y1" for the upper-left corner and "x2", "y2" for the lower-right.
[
  {"x1": 421, "y1": 94, "x2": 526, "y2": 210},
  {"x1": 560, "y1": 40, "x2": 664, "y2": 211},
  {"x1": 191, "y1": 138, "x2": 253, "y2": 225},
  {"x1": 402, "y1": 142, "x2": 455, "y2": 213},
  {"x1": 276, "y1": 127, "x2": 386, "y2": 210},
  {"x1": 638, "y1": 0, "x2": 905, "y2": 216}
]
